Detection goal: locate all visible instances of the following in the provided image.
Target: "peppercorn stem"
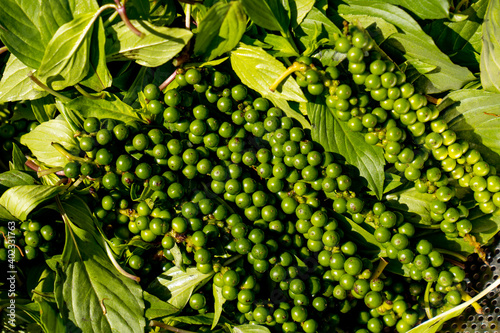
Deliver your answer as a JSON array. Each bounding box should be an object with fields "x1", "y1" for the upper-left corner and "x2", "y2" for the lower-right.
[
  {"x1": 269, "y1": 62, "x2": 307, "y2": 92},
  {"x1": 435, "y1": 248, "x2": 468, "y2": 262},
  {"x1": 424, "y1": 281, "x2": 433, "y2": 319},
  {"x1": 37, "y1": 167, "x2": 64, "y2": 178},
  {"x1": 74, "y1": 85, "x2": 104, "y2": 100},
  {"x1": 105, "y1": 242, "x2": 141, "y2": 282},
  {"x1": 159, "y1": 70, "x2": 178, "y2": 92},
  {"x1": 370, "y1": 257, "x2": 388, "y2": 281},
  {"x1": 51, "y1": 142, "x2": 87, "y2": 163},
  {"x1": 0, "y1": 46, "x2": 8, "y2": 55}
]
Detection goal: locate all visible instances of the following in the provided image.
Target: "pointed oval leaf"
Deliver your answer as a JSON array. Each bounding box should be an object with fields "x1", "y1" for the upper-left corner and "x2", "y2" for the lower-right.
[
  {"x1": 239, "y1": 0, "x2": 289, "y2": 33},
  {"x1": 480, "y1": 0, "x2": 500, "y2": 93},
  {"x1": 106, "y1": 20, "x2": 192, "y2": 67},
  {"x1": 20, "y1": 118, "x2": 80, "y2": 167},
  {"x1": 0, "y1": 185, "x2": 64, "y2": 221},
  {"x1": 385, "y1": 0, "x2": 449, "y2": 19},
  {"x1": 212, "y1": 284, "x2": 226, "y2": 329},
  {"x1": 308, "y1": 102, "x2": 385, "y2": 199},
  {"x1": 194, "y1": 1, "x2": 247, "y2": 61},
  {"x1": 0, "y1": 55, "x2": 48, "y2": 102},
  {"x1": 231, "y1": 44, "x2": 307, "y2": 103},
  {"x1": 0, "y1": 170, "x2": 36, "y2": 188},
  {"x1": 38, "y1": 13, "x2": 98, "y2": 90}
]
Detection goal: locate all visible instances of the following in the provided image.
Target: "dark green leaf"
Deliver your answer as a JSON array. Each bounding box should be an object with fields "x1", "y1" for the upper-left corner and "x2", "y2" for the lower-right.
[
  {"x1": 294, "y1": 7, "x2": 341, "y2": 54},
  {"x1": 66, "y1": 92, "x2": 145, "y2": 124},
  {"x1": 194, "y1": 1, "x2": 247, "y2": 61},
  {"x1": 385, "y1": 0, "x2": 449, "y2": 19},
  {"x1": 0, "y1": 185, "x2": 64, "y2": 221},
  {"x1": 130, "y1": 0, "x2": 150, "y2": 18},
  {"x1": 0, "y1": 170, "x2": 36, "y2": 187},
  {"x1": 144, "y1": 291, "x2": 180, "y2": 320},
  {"x1": 385, "y1": 187, "x2": 435, "y2": 225},
  {"x1": 233, "y1": 324, "x2": 271, "y2": 333},
  {"x1": 80, "y1": 18, "x2": 112, "y2": 92},
  {"x1": 20, "y1": 118, "x2": 80, "y2": 167},
  {"x1": 231, "y1": 44, "x2": 307, "y2": 103},
  {"x1": 0, "y1": 55, "x2": 48, "y2": 102},
  {"x1": 212, "y1": 284, "x2": 226, "y2": 329},
  {"x1": 37, "y1": 12, "x2": 98, "y2": 90},
  {"x1": 147, "y1": 267, "x2": 215, "y2": 309},
  {"x1": 37, "y1": 300, "x2": 65, "y2": 333},
  {"x1": 308, "y1": 102, "x2": 385, "y2": 199},
  {"x1": 366, "y1": 173, "x2": 403, "y2": 196},
  {"x1": 339, "y1": 0, "x2": 476, "y2": 93},
  {"x1": 0, "y1": 0, "x2": 73, "y2": 69},
  {"x1": 334, "y1": 212, "x2": 383, "y2": 253},
  {"x1": 106, "y1": 20, "x2": 192, "y2": 67},
  {"x1": 480, "y1": 0, "x2": 500, "y2": 93},
  {"x1": 168, "y1": 313, "x2": 214, "y2": 325},
  {"x1": 60, "y1": 196, "x2": 146, "y2": 333},
  {"x1": 440, "y1": 89, "x2": 500, "y2": 166},
  {"x1": 240, "y1": 0, "x2": 289, "y2": 33}
]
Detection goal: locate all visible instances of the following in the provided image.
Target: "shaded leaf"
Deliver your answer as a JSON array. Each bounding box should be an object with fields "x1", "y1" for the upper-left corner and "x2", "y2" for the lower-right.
[
  {"x1": 194, "y1": 1, "x2": 247, "y2": 61},
  {"x1": 106, "y1": 20, "x2": 192, "y2": 67},
  {"x1": 0, "y1": 0, "x2": 73, "y2": 69},
  {"x1": 147, "y1": 267, "x2": 215, "y2": 310},
  {"x1": 37, "y1": 300, "x2": 65, "y2": 333},
  {"x1": 0, "y1": 185, "x2": 64, "y2": 221},
  {"x1": 169, "y1": 314, "x2": 214, "y2": 325},
  {"x1": 294, "y1": 7, "x2": 341, "y2": 53},
  {"x1": 66, "y1": 92, "x2": 145, "y2": 124},
  {"x1": 480, "y1": 0, "x2": 500, "y2": 93},
  {"x1": 31, "y1": 96, "x2": 57, "y2": 123},
  {"x1": 10, "y1": 143, "x2": 29, "y2": 171},
  {"x1": 231, "y1": 44, "x2": 307, "y2": 103},
  {"x1": 440, "y1": 89, "x2": 500, "y2": 166},
  {"x1": 367, "y1": 173, "x2": 403, "y2": 196},
  {"x1": 20, "y1": 118, "x2": 80, "y2": 167},
  {"x1": 334, "y1": 212, "x2": 383, "y2": 253},
  {"x1": 144, "y1": 291, "x2": 180, "y2": 320},
  {"x1": 308, "y1": 102, "x2": 385, "y2": 199},
  {"x1": 37, "y1": 12, "x2": 98, "y2": 90},
  {"x1": 0, "y1": 54, "x2": 48, "y2": 102},
  {"x1": 385, "y1": 187, "x2": 434, "y2": 225}
]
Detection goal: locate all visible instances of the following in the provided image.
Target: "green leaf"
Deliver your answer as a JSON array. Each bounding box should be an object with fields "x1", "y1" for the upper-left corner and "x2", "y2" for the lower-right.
[
  {"x1": 171, "y1": 243, "x2": 185, "y2": 271},
  {"x1": 194, "y1": 1, "x2": 247, "y2": 61},
  {"x1": 10, "y1": 143, "x2": 29, "y2": 171},
  {"x1": 294, "y1": 7, "x2": 341, "y2": 53},
  {"x1": 385, "y1": 0, "x2": 449, "y2": 19},
  {"x1": 439, "y1": 89, "x2": 500, "y2": 166},
  {"x1": 0, "y1": 185, "x2": 64, "y2": 221},
  {"x1": 80, "y1": 17, "x2": 112, "y2": 92},
  {"x1": 0, "y1": 204, "x2": 16, "y2": 221},
  {"x1": 366, "y1": 173, "x2": 403, "y2": 196},
  {"x1": 0, "y1": 54, "x2": 48, "y2": 102},
  {"x1": 66, "y1": 92, "x2": 145, "y2": 124},
  {"x1": 408, "y1": 276, "x2": 500, "y2": 333},
  {"x1": 240, "y1": 0, "x2": 289, "y2": 33},
  {"x1": 0, "y1": 0, "x2": 73, "y2": 69},
  {"x1": 231, "y1": 44, "x2": 307, "y2": 103},
  {"x1": 269, "y1": 97, "x2": 310, "y2": 129},
  {"x1": 31, "y1": 96, "x2": 57, "y2": 123},
  {"x1": 167, "y1": 314, "x2": 215, "y2": 325},
  {"x1": 144, "y1": 291, "x2": 180, "y2": 320},
  {"x1": 334, "y1": 212, "x2": 384, "y2": 253},
  {"x1": 69, "y1": 0, "x2": 99, "y2": 16},
  {"x1": 37, "y1": 12, "x2": 99, "y2": 90},
  {"x1": 261, "y1": 34, "x2": 300, "y2": 57},
  {"x1": 233, "y1": 324, "x2": 272, "y2": 333},
  {"x1": 308, "y1": 102, "x2": 385, "y2": 199},
  {"x1": 60, "y1": 196, "x2": 146, "y2": 333},
  {"x1": 20, "y1": 118, "x2": 80, "y2": 167},
  {"x1": 212, "y1": 284, "x2": 226, "y2": 329},
  {"x1": 106, "y1": 20, "x2": 192, "y2": 67},
  {"x1": 385, "y1": 187, "x2": 435, "y2": 225},
  {"x1": 147, "y1": 267, "x2": 215, "y2": 310},
  {"x1": 290, "y1": 0, "x2": 315, "y2": 27},
  {"x1": 0, "y1": 170, "x2": 36, "y2": 187},
  {"x1": 37, "y1": 300, "x2": 65, "y2": 333},
  {"x1": 480, "y1": 0, "x2": 500, "y2": 93},
  {"x1": 468, "y1": 207, "x2": 500, "y2": 244},
  {"x1": 339, "y1": 0, "x2": 475, "y2": 93}
]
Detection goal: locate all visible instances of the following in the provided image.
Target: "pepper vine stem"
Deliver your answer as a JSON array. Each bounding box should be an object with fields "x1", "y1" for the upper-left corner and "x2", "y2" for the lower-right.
[
  {"x1": 159, "y1": 70, "x2": 178, "y2": 92},
  {"x1": 27, "y1": 72, "x2": 71, "y2": 102},
  {"x1": 113, "y1": 0, "x2": 143, "y2": 37}
]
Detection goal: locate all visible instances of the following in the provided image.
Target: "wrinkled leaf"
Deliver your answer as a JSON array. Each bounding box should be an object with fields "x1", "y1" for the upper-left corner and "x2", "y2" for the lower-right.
[
  {"x1": 106, "y1": 20, "x2": 192, "y2": 67},
  {"x1": 231, "y1": 44, "x2": 307, "y2": 103},
  {"x1": 38, "y1": 12, "x2": 98, "y2": 90},
  {"x1": 212, "y1": 284, "x2": 226, "y2": 329},
  {"x1": 385, "y1": 0, "x2": 449, "y2": 19},
  {"x1": 0, "y1": 185, "x2": 64, "y2": 221},
  {"x1": 20, "y1": 118, "x2": 80, "y2": 167},
  {"x1": 408, "y1": 275, "x2": 500, "y2": 333},
  {"x1": 0, "y1": 54, "x2": 48, "y2": 102},
  {"x1": 148, "y1": 267, "x2": 215, "y2": 310},
  {"x1": 0, "y1": 170, "x2": 36, "y2": 188},
  {"x1": 194, "y1": 1, "x2": 247, "y2": 61},
  {"x1": 66, "y1": 93, "x2": 145, "y2": 124},
  {"x1": 0, "y1": 0, "x2": 73, "y2": 69},
  {"x1": 440, "y1": 89, "x2": 500, "y2": 166},
  {"x1": 339, "y1": 0, "x2": 475, "y2": 93},
  {"x1": 480, "y1": 0, "x2": 500, "y2": 93},
  {"x1": 144, "y1": 291, "x2": 180, "y2": 320},
  {"x1": 240, "y1": 0, "x2": 289, "y2": 33},
  {"x1": 308, "y1": 102, "x2": 385, "y2": 199}
]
